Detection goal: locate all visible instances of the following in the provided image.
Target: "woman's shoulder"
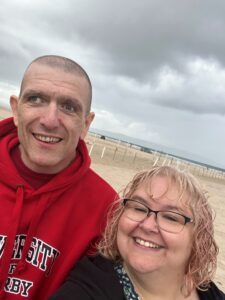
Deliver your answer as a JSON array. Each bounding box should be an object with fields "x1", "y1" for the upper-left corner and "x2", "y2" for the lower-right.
[
  {"x1": 198, "y1": 282, "x2": 225, "y2": 300},
  {"x1": 49, "y1": 255, "x2": 125, "y2": 300},
  {"x1": 71, "y1": 254, "x2": 117, "y2": 277},
  {"x1": 65, "y1": 255, "x2": 125, "y2": 300}
]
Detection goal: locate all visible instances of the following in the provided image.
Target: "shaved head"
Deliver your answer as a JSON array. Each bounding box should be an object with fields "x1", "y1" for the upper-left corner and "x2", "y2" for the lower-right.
[
  {"x1": 10, "y1": 55, "x2": 95, "y2": 173},
  {"x1": 20, "y1": 55, "x2": 92, "y2": 112}
]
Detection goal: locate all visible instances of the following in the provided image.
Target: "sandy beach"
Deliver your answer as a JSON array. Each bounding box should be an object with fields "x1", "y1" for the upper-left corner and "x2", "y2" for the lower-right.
[{"x1": 1, "y1": 107, "x2": 224, "y2": 291}]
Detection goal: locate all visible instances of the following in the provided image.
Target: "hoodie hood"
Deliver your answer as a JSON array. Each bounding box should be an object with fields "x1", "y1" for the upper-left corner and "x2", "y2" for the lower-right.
[{"x1": 0, "y1": 117, "x2": 91, "y2": 194}]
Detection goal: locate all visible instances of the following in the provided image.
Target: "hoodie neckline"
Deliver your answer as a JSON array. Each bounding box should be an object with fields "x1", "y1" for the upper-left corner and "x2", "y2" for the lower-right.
[
  {"x1": 11, "y1": 145, "x2": 56, "y2": 189},
  {"x1": 0, "y1": 117, "x2": 91, "y2": 194}
]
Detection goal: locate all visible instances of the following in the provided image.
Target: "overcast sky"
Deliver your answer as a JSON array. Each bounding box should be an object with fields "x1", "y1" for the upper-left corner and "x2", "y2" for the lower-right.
[{"x1": 1, "y1": 0, "x2": 225, "y2": 168}]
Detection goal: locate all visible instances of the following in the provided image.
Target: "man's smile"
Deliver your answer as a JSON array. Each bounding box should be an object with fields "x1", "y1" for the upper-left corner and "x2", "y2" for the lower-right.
[{"x1": 33, "y1": 133, "x2": 62, "y2": 143}]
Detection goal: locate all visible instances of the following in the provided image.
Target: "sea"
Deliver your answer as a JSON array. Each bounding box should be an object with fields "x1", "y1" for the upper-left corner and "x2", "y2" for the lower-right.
[{"x1": 90, "y1": 127, "x2": 225, "y2": 172}]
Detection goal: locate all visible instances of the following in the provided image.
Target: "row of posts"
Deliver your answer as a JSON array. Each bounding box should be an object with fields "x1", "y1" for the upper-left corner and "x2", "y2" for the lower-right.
[{"x1": 88, "y1": 142, "x2": 225, "y2": 180}]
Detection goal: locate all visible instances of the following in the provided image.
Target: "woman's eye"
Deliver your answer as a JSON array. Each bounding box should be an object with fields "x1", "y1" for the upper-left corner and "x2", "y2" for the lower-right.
[
  {"x1": 135, "y1": 208, "x2": 145, "y2": 212},
  {"x1": 162, "y1": 213, "x2": 180, "y2": 223},
  {"x1": 134, "y1": 207, "x2": 147, "y2": 214}
]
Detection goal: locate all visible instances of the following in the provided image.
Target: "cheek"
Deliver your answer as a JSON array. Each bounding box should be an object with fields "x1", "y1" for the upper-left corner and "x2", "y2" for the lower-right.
[
  {"x1": 17, "y1": 109, "x2": 37, "y2": 130},
  {"x1": 116, "y1": 218, "x2": 126, "y2": 245},
  {"x1": 116, "y1": 221, "x2": 128, "y2": 259},
  {"x1": 66, "y1": 119, "x2": 83, "y2": 136},
  {"x1": 117, "y1": 215, "x2": 134, "y2": 236},
  {"x1": 117, "y1": 216, "x2": 137, "y2": 249},
  {"x1": 183, "y1": 234, "x2": 194, "y2": 260},
  {"x1": 165, "y1": 230, "x2": 193, "y2": 262}
]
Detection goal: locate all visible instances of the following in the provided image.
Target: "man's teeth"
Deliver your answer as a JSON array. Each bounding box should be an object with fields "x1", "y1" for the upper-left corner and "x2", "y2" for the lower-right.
[
  {"x1": 135, "y1": 238, "x2": 161, "y2": 249},
  {"x1": 35, "y1": 134, "x2": 61, "y2": 143}
]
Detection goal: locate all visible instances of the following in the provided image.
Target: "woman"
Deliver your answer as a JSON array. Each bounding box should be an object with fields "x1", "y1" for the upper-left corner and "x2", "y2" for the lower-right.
[{"x1": 50, "y1": 166, "x2": 225, "y2": 299}]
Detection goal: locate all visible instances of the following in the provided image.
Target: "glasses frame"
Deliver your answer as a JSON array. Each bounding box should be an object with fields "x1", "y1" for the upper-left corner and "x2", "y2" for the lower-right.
[{"x1": 122, "y1": 198, "x2": 194, "y2": 233}]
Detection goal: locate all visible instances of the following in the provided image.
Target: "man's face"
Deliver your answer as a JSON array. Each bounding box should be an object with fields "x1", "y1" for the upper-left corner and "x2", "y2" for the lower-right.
[{"x1": 10, "y1": 63, "x2": 94, "y2": 174}]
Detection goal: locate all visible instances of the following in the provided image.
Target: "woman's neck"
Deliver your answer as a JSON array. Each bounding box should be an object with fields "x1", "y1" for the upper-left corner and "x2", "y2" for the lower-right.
[{"x1": 123, "y1": 263, "x2": 199, "y2": 300}]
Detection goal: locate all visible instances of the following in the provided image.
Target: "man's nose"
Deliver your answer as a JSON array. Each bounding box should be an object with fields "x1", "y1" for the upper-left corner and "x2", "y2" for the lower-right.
[
  {"x1": 139, "y1": 213, "x2": 159, "y2": 232},
  {"x1": 40, "y1": 103, "x2": 60, "y2": 129}
]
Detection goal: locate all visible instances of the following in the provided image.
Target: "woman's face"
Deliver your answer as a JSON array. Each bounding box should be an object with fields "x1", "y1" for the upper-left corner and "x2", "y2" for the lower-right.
[{"x1": 117, "y1": 176, "x2": 194, "y2": 277}]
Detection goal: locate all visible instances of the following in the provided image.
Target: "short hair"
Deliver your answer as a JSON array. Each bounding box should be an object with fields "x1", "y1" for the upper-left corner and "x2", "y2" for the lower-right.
[
  {"x1": 20, "y1": 55, "x2": 92, "y2": 113},
  {"x1": 97, "y1": 166, "x2": 219, "y2": 297}
]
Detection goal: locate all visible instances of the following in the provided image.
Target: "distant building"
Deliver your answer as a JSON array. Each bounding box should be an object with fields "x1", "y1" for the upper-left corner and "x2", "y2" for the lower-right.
[{"x1": 140, "y1": 147, "x2": 152, "y2": 154}]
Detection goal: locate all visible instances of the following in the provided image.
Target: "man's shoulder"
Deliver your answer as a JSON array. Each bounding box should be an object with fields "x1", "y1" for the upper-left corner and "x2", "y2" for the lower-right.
[
  {"x1": 0, "y1": 117, "x2": 16, "y2": 138},
  {"x1": 85, "y1": 168, "x2": 116, "y2": 193}
]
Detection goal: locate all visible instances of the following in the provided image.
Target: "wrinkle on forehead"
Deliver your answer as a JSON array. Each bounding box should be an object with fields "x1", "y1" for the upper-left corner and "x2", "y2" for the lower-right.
[
  {"x1": 20, "y1": 63, "x2": 92, "y2": 112},
  {"x1": 20, "y1": 64, "x2": 91, "y2": 113}
]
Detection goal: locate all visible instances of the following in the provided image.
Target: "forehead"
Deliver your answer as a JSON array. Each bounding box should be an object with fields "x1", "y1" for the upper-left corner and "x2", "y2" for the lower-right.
[
  {"x1": 133, "y1": 176, "x2": 189, "y2": 208},
  {"x1": 21, "y1": 63, "x2": 90, "y2": 106}
]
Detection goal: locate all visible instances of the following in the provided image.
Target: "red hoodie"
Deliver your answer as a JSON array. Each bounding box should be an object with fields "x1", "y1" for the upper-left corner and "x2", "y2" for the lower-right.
[{"x1": 0, "y1": 117, "x2": 117, "y2": 300}]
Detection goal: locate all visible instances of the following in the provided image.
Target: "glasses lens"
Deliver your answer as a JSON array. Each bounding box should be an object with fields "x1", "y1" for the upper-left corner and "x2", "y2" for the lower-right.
[
  {"x1": 158, "y1": 211, "x2": 185, "y2": 233},
  {"x1": 123, "y1": 200, "x2": 148, "y2": 222}
]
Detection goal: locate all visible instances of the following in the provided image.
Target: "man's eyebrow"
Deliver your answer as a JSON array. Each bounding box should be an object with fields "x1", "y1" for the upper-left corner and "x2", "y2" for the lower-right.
[{"x1": 21, "y1": 89, "x2": 46, "y2": 98}]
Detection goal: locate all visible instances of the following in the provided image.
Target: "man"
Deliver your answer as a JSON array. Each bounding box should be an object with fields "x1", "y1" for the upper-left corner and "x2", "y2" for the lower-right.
[{"x1": 0, "y1": 55, "x2": 117, "y2": 299}]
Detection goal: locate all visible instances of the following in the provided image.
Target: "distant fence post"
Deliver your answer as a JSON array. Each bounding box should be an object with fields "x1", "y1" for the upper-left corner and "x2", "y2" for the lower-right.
[
  {"x1": 153, "y1": 157, "x2": 159, "y2": 166},
  {"x1": 89, "y1": 144, "x2": 94, "y2": 156},
  {"x1": 101, "y1": 146, "x2": 106, "y2": 159},
  {"x1": 113, "y1": 147, "x2": 118, "y2": 160}
]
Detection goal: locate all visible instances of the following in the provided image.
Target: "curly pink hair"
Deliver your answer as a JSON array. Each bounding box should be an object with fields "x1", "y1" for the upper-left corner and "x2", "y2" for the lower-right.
[{"x1": 97, "y1": 166, "x2": 219, "y2": 296}]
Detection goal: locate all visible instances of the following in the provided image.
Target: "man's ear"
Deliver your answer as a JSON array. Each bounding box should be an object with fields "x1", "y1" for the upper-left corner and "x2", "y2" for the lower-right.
[
  {"x1": 81, "y1": 112, "x2": 95, "y2": 139},
  {"x1": 10, "y1": 95, "x2": 19, "y2": 127}
]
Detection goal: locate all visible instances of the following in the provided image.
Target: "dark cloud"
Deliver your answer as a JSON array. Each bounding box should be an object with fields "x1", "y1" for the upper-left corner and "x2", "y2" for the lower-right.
[
  {"x1": 40, "y1": 0, "x2": 225, "y2": 79},
  {"x1": 2, "y1": 0, "x2": 225, "y2": 81}
]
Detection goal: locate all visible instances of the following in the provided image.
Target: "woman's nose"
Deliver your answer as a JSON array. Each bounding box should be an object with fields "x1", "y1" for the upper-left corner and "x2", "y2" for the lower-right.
[{"x1": 138, "y1": 213, "x2": 159, "y2": 233}]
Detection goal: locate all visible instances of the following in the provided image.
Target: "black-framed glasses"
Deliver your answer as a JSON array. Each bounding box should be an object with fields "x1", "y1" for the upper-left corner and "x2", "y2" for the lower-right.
[{"x1": 122, "y1": 198, "x2": 194, "y2": 234}]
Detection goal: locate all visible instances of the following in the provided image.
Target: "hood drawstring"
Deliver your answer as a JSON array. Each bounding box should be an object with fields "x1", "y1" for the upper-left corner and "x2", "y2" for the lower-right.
[
  {"x1": 0, "y1": 185, "x2": 24, "y2": 296},
  {"x1": 0, "y1": 186, "x2": 50, "y2": 298},
  {"x1": 14, "y1": 194, "x2": 50, "y2": 275}
]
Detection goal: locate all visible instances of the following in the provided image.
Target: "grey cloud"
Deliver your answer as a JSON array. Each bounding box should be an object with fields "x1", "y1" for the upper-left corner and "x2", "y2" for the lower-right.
[
  {"x1": 0, "y1": 29, "x2": 29, "y2": 84},
  {"x1": 3, "y1": 0, "x2": 225, "y2": 81},
  {"x1": 45, "y1": 0, "x2": 225, "y2": 79}
]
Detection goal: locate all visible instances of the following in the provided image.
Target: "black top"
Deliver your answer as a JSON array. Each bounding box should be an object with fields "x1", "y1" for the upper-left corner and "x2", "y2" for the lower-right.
[{"x1": 49, "y1": 255, "x2": 225, "y2": 300}]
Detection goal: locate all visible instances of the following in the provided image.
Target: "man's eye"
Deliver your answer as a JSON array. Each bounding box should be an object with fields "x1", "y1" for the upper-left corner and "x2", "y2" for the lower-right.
[
  {"x1": 27, "y1": 96, "x2": 42, "y2": 103},
  {"x1": 61, "y1": 103, "x2": 75, "y2": 112},
  {"x1": 63, "y1": 104, "x2": 74, "y2": 112}
]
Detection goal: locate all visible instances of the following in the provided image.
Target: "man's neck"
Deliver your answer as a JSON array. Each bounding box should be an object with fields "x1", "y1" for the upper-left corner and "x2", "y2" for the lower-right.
[{"x1": 11, "y1": 145, "x2": 56, "y2": 189}]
